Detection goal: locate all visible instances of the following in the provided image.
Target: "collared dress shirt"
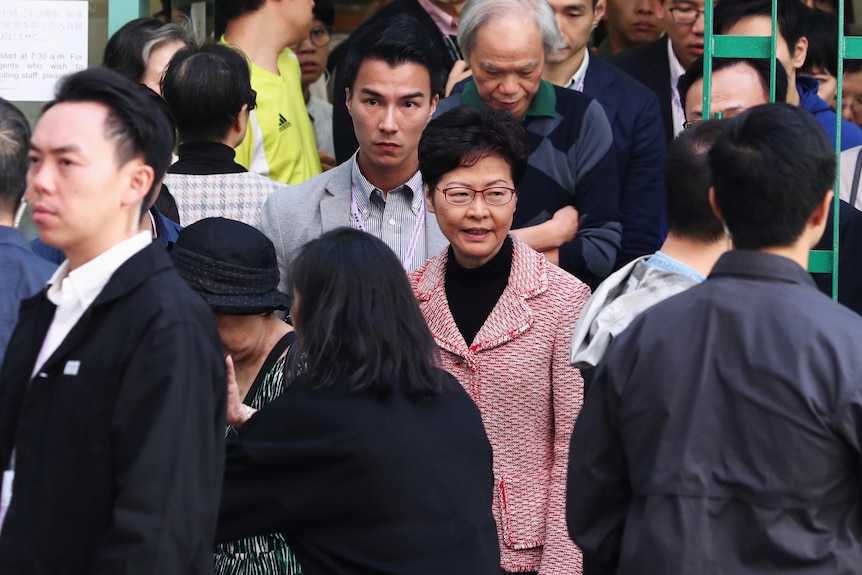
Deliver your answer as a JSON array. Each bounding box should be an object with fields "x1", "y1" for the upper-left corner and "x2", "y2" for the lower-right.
[{"x1": 349, "y1": 156, "x2": 428, "y2": 272}]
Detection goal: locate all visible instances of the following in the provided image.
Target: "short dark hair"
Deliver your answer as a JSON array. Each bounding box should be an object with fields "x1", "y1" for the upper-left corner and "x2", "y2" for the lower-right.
[
  {"x1": 708, "y1": 103, "x2": 835, "y2": 250},
  {"x1": 800, "y1": 8, "x2": 839, "y2": 78},
  {"x1": 0, "y1": 98, "x2": 31, "y2": 216},
  {"x1": 288, "y1": 227, "x2": 445, "y2": 397},
  {"x1": 217, "y1": 0, "x2": 266, "y2": 22},
  {"x1": 103, "y1": 17, "x2": 195, "y2": 84},
  {"x1": 215, "y1": 0, "x2": 266, "y2": 37},
  {"x1": 846, "y1": 59, "x2": 862, "y2": 75},
  {"x1": 678, "y1": 57, "x2": 789, "y2": 113},
  {"x1": 162, "y1": 45, "x2": 254, "y2": 143},
  {"x1": 46, "y1": 68, "x2": 175, "y2": 212},
  {"x1": 313, "y1": 0, "x2": 335, "y2": 29},
  {"x1": 418, "y1": 105, "x2": 528, "y2": 193},
  {"x1": 342, "y1": 14, "x2": 445, "y2": 98},
  {"x1": 713, "y1": 0, "x2": 808, "y2": 50},
  {"x1": 663, "y1": 120, "x2": 725, "y2": 243}
]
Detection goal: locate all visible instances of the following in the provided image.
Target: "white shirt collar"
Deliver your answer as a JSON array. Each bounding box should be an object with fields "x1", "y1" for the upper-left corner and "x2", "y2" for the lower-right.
[
  {"x1": 350, "y1": 152, "x2": 425, "y2": 212},
  {"x1": 565, "y1": 50, "x2": 591, "y2": 92},
  {"x1": 46, "y1": 231, "x2": 153, "y2": 309},
  {"x1": 667, "y1": 38, "x2": 687, "y2": 137}
]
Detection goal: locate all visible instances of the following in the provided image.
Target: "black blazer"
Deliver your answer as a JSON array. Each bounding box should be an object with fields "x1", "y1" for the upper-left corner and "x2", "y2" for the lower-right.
[
  {"x1": 217, "y1": 371, "x2": 501, "y2": 575},
  {"x1": 607, "y1": 37, "x2": 674, "y2": 143},
  {"x1": 0, "y1": 243, "x2": 226, "y2": 574},
  {"x1": 331, "y1": 0, "x2": 459, "y2": 163}
]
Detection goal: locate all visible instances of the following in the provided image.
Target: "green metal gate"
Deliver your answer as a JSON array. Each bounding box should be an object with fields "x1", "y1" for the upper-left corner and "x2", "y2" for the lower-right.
[{"x1": 702, "y1": 0, "x2": 851, "y2": 298}]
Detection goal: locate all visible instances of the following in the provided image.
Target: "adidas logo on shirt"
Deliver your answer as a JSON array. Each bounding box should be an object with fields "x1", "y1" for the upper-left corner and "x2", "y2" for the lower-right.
[{"x1": 279, "y1": 113, "x2": 291, "y2": 132}]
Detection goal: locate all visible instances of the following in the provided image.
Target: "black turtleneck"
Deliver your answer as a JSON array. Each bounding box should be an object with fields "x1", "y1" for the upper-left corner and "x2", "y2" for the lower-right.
[
  {"x1": 168, "y1": 142, "x2": 247, "y2": 175},
  {"x1": 445, "y1": 236, "x2": 514, "y2": 346}
]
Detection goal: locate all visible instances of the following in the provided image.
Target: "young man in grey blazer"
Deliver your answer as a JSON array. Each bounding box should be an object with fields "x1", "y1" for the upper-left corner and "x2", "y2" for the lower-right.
[{"x1": 259, "y1": 15, "x2": 449, "y2": 291}]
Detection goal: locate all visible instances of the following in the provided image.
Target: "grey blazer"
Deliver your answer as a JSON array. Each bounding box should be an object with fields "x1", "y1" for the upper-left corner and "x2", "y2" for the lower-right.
[{"x1": 259, "y1": 159, "x2": 450, "y2": 292}]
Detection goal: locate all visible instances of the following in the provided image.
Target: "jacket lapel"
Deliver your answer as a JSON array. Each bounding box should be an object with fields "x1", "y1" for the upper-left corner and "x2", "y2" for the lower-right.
[
  {"x1": 414, "y1": 235, "x2": 547, "y2": 356},
  {"x1": 414, "y1": 252, "x2": 471, "y2": 357},
  {"x1": 583, "y1": 59, "x2": 619, "y2": 124},
  {"x1": 470, "y1": 237, "x2": 546, "y2": 352},
  {"x1": 36, "y1": 243, "x2": 170, "y2": 376},
  {"x1": 319, "y1": 162, "x2": 353, "y2": 232}
]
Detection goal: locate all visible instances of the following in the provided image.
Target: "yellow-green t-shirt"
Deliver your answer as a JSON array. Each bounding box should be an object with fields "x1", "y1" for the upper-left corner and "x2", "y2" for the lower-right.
[{"x1": 221, "y1": 39, "x2": 321, "y2": 185}]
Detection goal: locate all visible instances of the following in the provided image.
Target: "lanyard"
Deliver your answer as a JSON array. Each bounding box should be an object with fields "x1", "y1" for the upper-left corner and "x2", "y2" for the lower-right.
[{"x1": 350, "y1": 187, "x2": 426, "y2": 271}]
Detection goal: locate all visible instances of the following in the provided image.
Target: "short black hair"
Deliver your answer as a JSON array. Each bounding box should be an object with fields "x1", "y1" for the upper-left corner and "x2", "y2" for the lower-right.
[
  {"x1": 846, "y1": 59, "x2": 862, "y2": 75},
  {"x1": 342, "y1": 14, "x2": 445, "y2": 98},
  {"x1": 313, "y1": 0, "x2": 335, "y2": 29},
  {"x1": 0, "y1": 98, "x2": 31, "y2": 216},
  {"x1": 162, "y1": 44, "x2": 254, "y2": 143},
  {"x1": 663, "y1": 120, "x2": 725, "y2": 243},
  {"x1": 708, "y1": 103, "x2": 835, "y2": 250},
  {"x1": 714, "y1": 0, "x2": 808, "y2": 50},
  {"x1": 800, "y1": 8, "x2": 839, "y2": 78},
  {"x1": 215, "y1": 0, "x2": 266, "y2": 37},
  {"x1": 418, "y1": 105, "x2": 528, "y2": 193},
  {"x1": 103, "y1": 17, "x2": 195, "y2": 84},
  {"x1": 288, "y1": 227, "x2": 445, "y2": 397},
  {"x1": 217, "y1": 0, "x2": 266, "y2": 22},
  {"x1": 678, "y1": 57, "x2": 789, "y2": 113},
  {"x1": 46, "y1": 68, "x2": 175, "y2": 213}
]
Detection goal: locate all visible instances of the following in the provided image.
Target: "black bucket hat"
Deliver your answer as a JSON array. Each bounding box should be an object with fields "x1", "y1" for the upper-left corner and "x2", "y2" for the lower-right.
[{"x1": 170, "y1": 217, "x2": 289, "y2": 315}]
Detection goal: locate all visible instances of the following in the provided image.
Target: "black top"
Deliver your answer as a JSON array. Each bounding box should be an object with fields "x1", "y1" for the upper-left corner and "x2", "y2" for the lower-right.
[
  {"x1": 168, "y1": 142, "x2": 247, "y2": 175},
  {"x1": 567, "y1": 249, "x2": 862, "y2": 574},
  {"x1": 217, "y1": 370, "x2": 500, "y2": 575},
  {"x1": 445, "y1": 235, "x2": 513, "y2": 345}
]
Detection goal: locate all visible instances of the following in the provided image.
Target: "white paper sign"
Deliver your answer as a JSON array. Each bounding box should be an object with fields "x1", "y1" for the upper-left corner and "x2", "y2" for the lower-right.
[{"x1": 0, "y1": 1, "x2": 89, "y2": 102}]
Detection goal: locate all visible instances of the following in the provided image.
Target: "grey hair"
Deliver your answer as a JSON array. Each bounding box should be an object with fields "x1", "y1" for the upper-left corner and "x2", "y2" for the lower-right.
[
  {"x1": 0, "y1": 98, "x2": 31, "y2": 215},
  {"x1": 457, "y1": 0, "x2": 564, "y2": 60},
  {"x1": 142, "y1": 20, "x2": 196, "y2": 65}
]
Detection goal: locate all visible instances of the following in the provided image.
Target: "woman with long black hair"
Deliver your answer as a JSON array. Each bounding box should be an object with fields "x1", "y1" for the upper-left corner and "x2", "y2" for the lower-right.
[{"x1": 216, "y1": 227, "x2": 500, "y2": 575}]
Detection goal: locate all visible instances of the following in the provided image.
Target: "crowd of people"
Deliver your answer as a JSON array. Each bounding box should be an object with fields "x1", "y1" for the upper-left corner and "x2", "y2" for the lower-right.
[{"x1": 2, "y1": 0, "x2": 862, "y2": 573}]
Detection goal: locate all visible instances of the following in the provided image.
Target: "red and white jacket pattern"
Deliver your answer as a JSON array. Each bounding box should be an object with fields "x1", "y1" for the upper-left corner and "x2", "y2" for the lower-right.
[{"x1": 410, "y1": 234, "x2": 591, "y2": 575}]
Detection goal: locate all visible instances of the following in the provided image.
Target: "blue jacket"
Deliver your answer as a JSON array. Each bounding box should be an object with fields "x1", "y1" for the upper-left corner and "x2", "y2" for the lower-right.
[
  {"x1": 0, "y1": 227, "x2": 55, "y2": 368},
  {"x1": 582, "y1": 57, "x2": 666, "y2": 268},
  {"x1": 798, "y1": 76, "x2": 862, "y2": 151}
]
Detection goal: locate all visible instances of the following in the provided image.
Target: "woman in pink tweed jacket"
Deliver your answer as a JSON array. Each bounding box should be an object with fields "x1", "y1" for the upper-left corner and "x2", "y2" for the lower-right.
[{"x1": 410, "y1": 106, "x2": 591, "y2": 575}]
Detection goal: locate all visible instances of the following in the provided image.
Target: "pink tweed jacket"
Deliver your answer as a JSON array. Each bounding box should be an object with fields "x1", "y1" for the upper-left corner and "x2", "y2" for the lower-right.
[{"x1": 409, "y1": 234, "x2": 591, "y2": 575}]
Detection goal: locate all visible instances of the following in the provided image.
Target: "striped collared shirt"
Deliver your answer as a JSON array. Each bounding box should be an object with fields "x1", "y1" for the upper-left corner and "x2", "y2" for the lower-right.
[{"x1": 350, "y1": 155, "x2": 428, "y2": 272}]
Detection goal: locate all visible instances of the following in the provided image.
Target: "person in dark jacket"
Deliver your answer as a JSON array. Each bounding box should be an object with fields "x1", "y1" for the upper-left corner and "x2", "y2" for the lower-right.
[
  {"x1": 566, "y1": 103, "x2": 862, "y2": 574},
  {"x1": 0, "y1": 68, "x2": 226, "y2": 574},
  {"x1": 217, "y1": 227, "x2": 500, "y2": 575}
]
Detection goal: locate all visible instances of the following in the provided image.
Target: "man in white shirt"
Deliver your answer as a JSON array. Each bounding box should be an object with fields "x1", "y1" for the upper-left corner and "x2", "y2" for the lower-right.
[{"x1": 0, "y1": 67, "x2": 226, "y2": 575}]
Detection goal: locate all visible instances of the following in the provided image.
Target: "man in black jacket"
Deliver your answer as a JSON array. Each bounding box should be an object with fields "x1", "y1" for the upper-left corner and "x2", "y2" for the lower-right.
[
  {"x1": 0, "y1": 67, "x2": 226, "y2": 574},
  {"x1": 567, "y1": 104, "x2": 862, "y2": 574}
]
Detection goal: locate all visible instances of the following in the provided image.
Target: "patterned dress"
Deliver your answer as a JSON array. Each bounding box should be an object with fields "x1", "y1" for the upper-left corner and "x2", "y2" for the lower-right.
[{"x1": 214, "y1": 342, "x2": 303, "y2": 575}]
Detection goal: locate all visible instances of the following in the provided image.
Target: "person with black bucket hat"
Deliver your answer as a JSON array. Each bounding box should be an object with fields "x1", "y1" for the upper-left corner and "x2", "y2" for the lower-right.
[{"x1": 170, "y1": 217, "x2": 302, "y2": 575}]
